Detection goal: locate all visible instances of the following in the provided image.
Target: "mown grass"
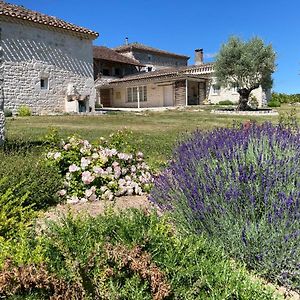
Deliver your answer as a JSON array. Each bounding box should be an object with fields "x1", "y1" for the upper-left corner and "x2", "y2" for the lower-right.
[{"x1": 5, "y1": 104, "x2": 300, "y2": 167}]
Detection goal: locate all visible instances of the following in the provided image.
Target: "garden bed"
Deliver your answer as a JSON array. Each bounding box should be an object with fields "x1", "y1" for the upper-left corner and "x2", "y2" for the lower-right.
[{"x1": 211, "y1": 108, "x2": 279, "y2": 115}]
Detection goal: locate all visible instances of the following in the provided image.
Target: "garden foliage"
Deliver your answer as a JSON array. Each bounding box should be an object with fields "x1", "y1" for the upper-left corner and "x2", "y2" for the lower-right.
[
  {"x1": 0, "y1": 178, "x2": 35, "y2": 239},
  {"x1": 0, "y1": 210, "x2": 278, "y2": 299},
  {"x1": 150, "y1": 122, "x2": 300, "y2": 291},
  {"x1": 47, "y1": 131, "x2": 153, "y2": 203},
  {"x1": 17, "y1": 105, "x2": 32, "y2": 117}
]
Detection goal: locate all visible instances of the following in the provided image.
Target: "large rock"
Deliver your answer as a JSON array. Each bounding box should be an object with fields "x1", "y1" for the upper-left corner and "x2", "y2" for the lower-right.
[{"x1": 0, "y1": 111, "x2": 5, "y2": 145}]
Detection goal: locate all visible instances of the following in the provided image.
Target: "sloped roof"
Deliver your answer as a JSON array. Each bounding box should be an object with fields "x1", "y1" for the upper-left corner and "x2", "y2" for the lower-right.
[
  {"x1": 0, "y1": 1, "x2": 99, "y2": 39},
  {"x1": 95, "y1": 63, "x2": 213, "y2": 87},
  {"x1": 93, "y1": 46, "x2": 144, "y2": 66},
  {"x1": 114, "y1": 43, "x2": 190, "y2": 59},
  {"x1": 108, "y1": 63, "x2": 214, "y2": 83}
]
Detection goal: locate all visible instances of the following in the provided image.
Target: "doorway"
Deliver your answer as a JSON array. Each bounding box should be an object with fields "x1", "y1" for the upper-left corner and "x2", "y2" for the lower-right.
[
  {"x1": 100, "y1": 89, "x2": 112, "y2": 107},
  {"x1": 163, "y1": 85, "x2": 173, "y2": 106}
]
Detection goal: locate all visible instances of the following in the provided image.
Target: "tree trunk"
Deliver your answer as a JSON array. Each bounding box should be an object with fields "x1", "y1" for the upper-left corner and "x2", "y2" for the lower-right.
[{"x1": 237, "y1": 88, "x2": 251, "y2": 111}]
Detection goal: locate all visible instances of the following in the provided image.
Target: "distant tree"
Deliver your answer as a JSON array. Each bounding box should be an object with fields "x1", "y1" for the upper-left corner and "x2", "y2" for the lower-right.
[{"x1": 214, "y1": 36, "x2": 276, "y2": 110}]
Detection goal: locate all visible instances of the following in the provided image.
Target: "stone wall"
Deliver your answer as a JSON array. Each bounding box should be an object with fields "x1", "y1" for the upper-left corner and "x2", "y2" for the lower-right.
[
  {"x1": 2, "y1": 18, "x2": 96, "y2": 114},
  {"x1": 174, "y1": 80, "x2": 186, "y2": 106},
  {"x1": 0, "y1": 111, "x2": 4, "y2": 145},
  {"x1": 121, "y1": 50, "x2": 188, "y2": 70}
]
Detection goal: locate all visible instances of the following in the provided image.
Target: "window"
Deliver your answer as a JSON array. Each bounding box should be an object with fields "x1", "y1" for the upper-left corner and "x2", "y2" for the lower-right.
[
  {"x1": 102, "y1": 69, "x2": 110, "y2": 76},
  {"x1": 40, "y1": 78, "x2": 49, "y2": 90},
  {"x1": 147, "y1": 67, "x2": 152, "y2": 72},
  {"x1": 127, "y1": 86, "x2": 147, "y2": 102},
  {"x1": 114, "y1": 68, "x2": 121, "y2": 76},
  {"x1": 212, "y1": 84, "x2": 220, "y2": 95},
  {"x1": 232, "y1": 83, "x2": 239, "y2": 93},
  {"x1": 148, "y1": 55, "x2": 152, "y2": 62}
]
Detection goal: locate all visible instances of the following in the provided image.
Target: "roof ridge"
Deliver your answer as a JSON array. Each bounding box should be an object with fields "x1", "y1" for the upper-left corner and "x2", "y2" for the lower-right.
[
  {"x1": 0, "y1": 1, "x2": 99, "y2": 39},
  {"x1": 114, "y1": 42, "x2": 190, "y2": 59}
]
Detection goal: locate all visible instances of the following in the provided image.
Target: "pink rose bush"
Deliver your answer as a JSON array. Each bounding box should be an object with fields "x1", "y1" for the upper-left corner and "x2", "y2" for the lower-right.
[{"x1": 47, "y1": 135, "x2": 153, "y2": 204}]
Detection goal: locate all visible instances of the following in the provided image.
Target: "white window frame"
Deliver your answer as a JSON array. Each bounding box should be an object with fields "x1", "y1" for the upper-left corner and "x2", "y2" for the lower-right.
[
  {"x1": 127, "y1": 86, "x2": 147, "y2": 102},
  {"x1": 212, "y1": 84, "x2": 220, "y2": 95},
  {"x1": 231, "y1": 83, "x2": 239, "y2": 94}
]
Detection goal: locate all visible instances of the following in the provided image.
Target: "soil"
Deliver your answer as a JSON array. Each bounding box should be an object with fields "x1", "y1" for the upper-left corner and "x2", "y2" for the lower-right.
[{"x1": 41, "y1": 195, "x2": 153, "y2": 223}]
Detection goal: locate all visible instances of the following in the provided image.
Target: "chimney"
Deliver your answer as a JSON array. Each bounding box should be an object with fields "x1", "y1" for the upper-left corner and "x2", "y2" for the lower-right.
[
  {"x1": 195, "y1": 48, "x2": 204, "y2": 65},
  {"x1": 125, "y1": 37, "x2": 129, "y2": 45}
]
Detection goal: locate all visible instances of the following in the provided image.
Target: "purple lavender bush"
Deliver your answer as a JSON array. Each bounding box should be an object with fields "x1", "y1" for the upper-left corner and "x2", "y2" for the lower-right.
[{"x1": 150, "y1": 122, "x2": 300, "y2": 291}]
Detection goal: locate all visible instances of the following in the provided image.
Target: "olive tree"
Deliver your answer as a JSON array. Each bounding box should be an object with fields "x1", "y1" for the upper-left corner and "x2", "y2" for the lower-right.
[{"x1": 214, "y1": 36, "x2": 276, "y2": 110}]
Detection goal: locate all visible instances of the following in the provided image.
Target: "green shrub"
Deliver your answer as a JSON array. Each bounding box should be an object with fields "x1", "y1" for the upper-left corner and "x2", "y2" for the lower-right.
[
  {"x1": 0, "y1": 150, "x2": 63, "y2": 210},
  {"x1": 218, "y1": 100, "x2": 235, "y2": 105},
  {"x1": 0, "y1": 179, "x2": 36, "y2": 239},
  {"x1": 0, "y1": 210, "x2": 279, "y2": 299},
  {"x1": 268, "y1": 100, "x2": 281, "y2": 107},
  {"x1": 272, "y1": 92, "x2": 300, "y2": 104},
  {"x1": 4, "y1": 108, "x2": 12, "y2": 117},
  {"x1": 17, "y1": 105, "x2": 32, "y2": 117},
  {"x1": 35, "y1": 211, "x2": 281, "y2": 298}
]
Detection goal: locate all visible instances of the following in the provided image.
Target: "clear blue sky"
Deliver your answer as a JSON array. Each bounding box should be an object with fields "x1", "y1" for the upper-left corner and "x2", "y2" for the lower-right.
[{"x1": 9, "y1": 0, "x2": 300, "y2": 94}]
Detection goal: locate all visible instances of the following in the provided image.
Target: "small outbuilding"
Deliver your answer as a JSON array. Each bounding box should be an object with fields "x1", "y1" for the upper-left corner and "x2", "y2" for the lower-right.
[{"x1": 1, "y1": 1, "x2": 99, "y2": 114}]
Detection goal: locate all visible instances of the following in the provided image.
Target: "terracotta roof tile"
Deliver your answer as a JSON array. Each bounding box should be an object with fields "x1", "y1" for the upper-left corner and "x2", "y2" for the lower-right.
[
  {"x1": 114, "y1": 43, "x2": 190, "y2": 59},
  {"x1": 106, "y1": 63, "x2": 214, "y2": 83},
  {"x1": 0, "y1": 1, "x2": 99, "y2": 38},
  {"x1": 93, "y1": 46, "x2": 144, "y2": 66}
]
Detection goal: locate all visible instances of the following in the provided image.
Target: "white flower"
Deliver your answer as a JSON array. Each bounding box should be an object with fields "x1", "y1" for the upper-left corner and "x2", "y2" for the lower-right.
[
  {"x1": 93, "y1": 166, "x2": 104, "y2": 175},
  {"x1": 54, "y1": 152, "x2": 61, "y2": 160},
  {"x1": 63, "y1": 143, "x2": 71, "y2": 150},
  {"x1": 69, "y1": 164, "x2": 80, "y2": 173},
  {"x1": 83, "y1": 140, "x2": 90, "y2": 147},
  {"x1": 112, "y1": 161, "x2": 119, "y2": 168},
  {"x1": 81, "y1": 157, "x2": 91, "y2": 169},
  {"x1": 67, "y1": 196, "x2": 79, "y2": 204},
  {"x1": 47, "y1": 152, "x2": 53, "y2": 159},
  {"x1": 89, "y1": 193, "x2": 97, "y2": 201},
  {"x1": 92, "y1": 152, "x2": 99, "y2": 159},
  {"x1": 100, "y1": 186, "x2": 108, "y2": 192},
  {"x1": 137, "y1": 151, "x2": 144, "y2": 158},
  {"x1": 111, "y1": 149, "x2": 118, "y2": 156},
  {"x1": 99, "y1": 154, "x2": 108, "y2": 163},
  {"x1": 79, "y1": 197, "x2": 88, "y2": 204},
  {"x1": 127, "y1": 188, "x2": 134, "y2": 196},
  {"x1": 131, "y1": 165, "x2": 137, "y2": 173},
  {"x1": 57, "y1": 189, "x2": 67, "y2": 196},
  {"x1": 82, "y1": 171, "x2": 95, "y2": 184}
]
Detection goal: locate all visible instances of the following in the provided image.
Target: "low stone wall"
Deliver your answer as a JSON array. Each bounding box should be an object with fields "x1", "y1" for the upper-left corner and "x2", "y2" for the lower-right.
[{"x1": 0, "y1": 111, "x2": 5, "y2": 145}]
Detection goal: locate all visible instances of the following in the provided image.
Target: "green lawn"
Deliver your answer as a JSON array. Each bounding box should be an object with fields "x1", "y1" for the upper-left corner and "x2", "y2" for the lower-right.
[{"x1": 5, "y1": 104, "x2": 300, "y2": 166}]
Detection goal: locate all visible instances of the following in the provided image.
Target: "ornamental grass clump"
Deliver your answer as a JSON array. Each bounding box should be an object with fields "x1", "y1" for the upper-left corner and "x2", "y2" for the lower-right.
[
  {"x1": 150, "y1": 122, "x2": 300, "y2": 291},
  {"x1": 47, "y1": 134, "x2": 153, "y2": 203}
]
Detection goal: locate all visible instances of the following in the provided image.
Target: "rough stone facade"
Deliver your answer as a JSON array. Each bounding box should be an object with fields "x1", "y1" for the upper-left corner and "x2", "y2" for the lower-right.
[
  {"x1": 174, "y1": 80, "x2": 186, "y2": 106},
  {"x1": 121, "y1": 50, "x2": 188, "y2": 71},
  {"x1": 0, "y1": 111, "x2": 4, "y2": 145},
  {"x1": 2, "y1": 18, "x2": 96, "y2": 114}
]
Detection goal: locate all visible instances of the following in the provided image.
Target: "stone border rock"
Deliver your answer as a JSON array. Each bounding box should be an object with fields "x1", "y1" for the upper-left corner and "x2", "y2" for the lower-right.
[
  {"x1": 0, "y1": 111, "x2": 5, "y2": 145},
  {"x1": 211, "y1": 109, "x2": 279, "y2": 116}
]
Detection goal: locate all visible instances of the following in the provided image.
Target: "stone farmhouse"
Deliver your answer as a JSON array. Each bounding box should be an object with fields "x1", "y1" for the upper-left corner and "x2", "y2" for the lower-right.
[
  {"x1": 0, "y1": 1, "x2": 268, "y2": 115},
  {"x1": 0, "y1": 1, "x2": 98, "y2": 114},
  {"x1": 95, "y1": 43, "x2": 268, "y2": 108}
]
